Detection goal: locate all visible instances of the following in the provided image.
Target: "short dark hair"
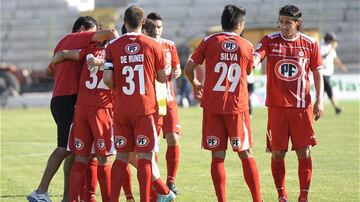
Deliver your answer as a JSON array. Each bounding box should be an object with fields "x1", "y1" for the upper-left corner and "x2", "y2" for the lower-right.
[
  {"x1": 279, "y1": 5, "x2": 302, "y2": 20},
  {"x1": 147, "y1": 12, "x2": 163, "y2": 21},
  {"x1": 124, "y1": 6, "x2": 144, "y2": 29},
  {"x1": 143, "y1": 19, "x2": 157, "y2": 38},
  {"x1": 72, "y1": 16, "x2": 98, "y2": 32},
  {"x1": 121, "y1": 24, "x2": 127, "y2": 35},
  {"x1": 221, "y1": 5, "x2": 246, "y2": 31}
]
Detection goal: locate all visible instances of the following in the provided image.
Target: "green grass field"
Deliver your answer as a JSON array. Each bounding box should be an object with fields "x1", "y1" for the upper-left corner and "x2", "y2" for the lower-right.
[{"x1": 1, "y1": 101, "x2": 359, "y2": 202}]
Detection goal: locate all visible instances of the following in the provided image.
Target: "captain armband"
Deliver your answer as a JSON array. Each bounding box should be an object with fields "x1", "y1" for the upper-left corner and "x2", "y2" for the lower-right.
[{"x1": 104, "y1": 61, "x2": 114, "y2": 71}]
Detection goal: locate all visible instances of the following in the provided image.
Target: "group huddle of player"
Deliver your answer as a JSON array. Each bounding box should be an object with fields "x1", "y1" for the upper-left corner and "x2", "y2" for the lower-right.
[{"x1": 27, "y1": 3, "x2": 325, "y2": 202}]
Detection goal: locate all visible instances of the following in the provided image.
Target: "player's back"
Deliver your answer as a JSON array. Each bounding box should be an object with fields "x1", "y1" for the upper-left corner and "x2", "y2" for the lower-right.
[
  {"x1": 53, "y1": 31, "x2": 95, "y2": 97},
  {"x1": 192, "y1": 32, "x2": 253, "y2": 114},
  {"x1": 77, "y1": 45, "x2": 113, "y2": 108},
  {"x1": 106, "y1": 33, "x2": 164, "y2": 116}
]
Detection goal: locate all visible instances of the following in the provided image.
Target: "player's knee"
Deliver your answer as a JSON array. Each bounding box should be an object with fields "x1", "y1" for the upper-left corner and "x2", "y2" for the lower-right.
[
  {"x1": 97, "y1": 155, "x2": 111, "y2": 165},
  {"x1": 55, "y1": 147, "x2": 70, "y2": 158},
  {"x1": 237, "y1": 149, "x2": 252, "y2": 159},
  {"x1": 165, "y1": 133, "x2": 179, "y2": 146},
  {"x1": 272, "y1": 150, "x2": 286, "y2": 160},
  {"x1": 296, "y1": 146, "x2": 311, "y2": 159}
]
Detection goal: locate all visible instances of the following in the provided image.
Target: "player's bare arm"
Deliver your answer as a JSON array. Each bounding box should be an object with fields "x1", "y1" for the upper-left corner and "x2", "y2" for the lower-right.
[
  {"x1": 184, "y1": 60, "x2": 203, "y2": 99},
  {"x1": 52, "y1": 50, "x2": 80, "y2": 64},
  {"x1": 156, "y1": 68, "x2": 167, "y2": 83},
  {"x1": 313, "y1": 68, "x2": 325, "y2": 121},
  {"x1": 46, "y1": 62, "x2": 55, "y2": 77},
  {"x1": 252, "y1": 54, "x2": 262, "y2": 70},
  {"x1": 92, "y1": 29, "x2": 119, "y2": 42}
]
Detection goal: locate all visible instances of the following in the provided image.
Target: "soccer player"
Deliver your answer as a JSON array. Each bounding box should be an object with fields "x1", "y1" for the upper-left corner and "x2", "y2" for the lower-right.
[
  {"x1": 147, "y1": 12, "x2": 182, "y2": 194},
  {"x1": 103, "y1": 6, "x2": 175, "y2": 202},
  {"x1": 252, "y1": 5, "x2": 324, "y2": 202},
  {"x1": 51, "y1": 40, "x2": 136, "y2": 202},
  {"x1": 27, "y1": 16, "x2": 119, "y2": 202},
  {"x1": 320, "y1": 32, "x2": 347, "y2": 115},
  {"x1": 185, "y1": 5, "x2": 262, "y2": 202}
]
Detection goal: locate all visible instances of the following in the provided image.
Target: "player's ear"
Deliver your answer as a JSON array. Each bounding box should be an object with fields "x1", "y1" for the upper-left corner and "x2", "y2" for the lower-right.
[{"x1": 79, "y1": 25, "x2": 86, "y2": 32}]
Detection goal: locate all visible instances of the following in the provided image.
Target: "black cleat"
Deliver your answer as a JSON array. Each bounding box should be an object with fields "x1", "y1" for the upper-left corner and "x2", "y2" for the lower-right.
[
  {"x1": 335, "y1": 107, "x2": 342, "y2": 115},
  {"x1": 167, "y1": 182, "x2": 179, "y2": 195}
]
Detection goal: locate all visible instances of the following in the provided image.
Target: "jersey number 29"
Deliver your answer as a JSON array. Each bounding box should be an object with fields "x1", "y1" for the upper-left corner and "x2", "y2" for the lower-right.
[{"x1": 213, "y1": 62, "x2": 241, "y2": 92}]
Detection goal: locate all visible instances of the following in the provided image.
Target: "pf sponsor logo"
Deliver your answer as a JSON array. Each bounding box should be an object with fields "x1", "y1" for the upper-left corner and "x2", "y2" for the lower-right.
[
  {"x1": 97, "y1": 139, "x2": 105, "y2": 150},
  {"x1": 221, "y1": 40, "x2": 238, "y2": 52},
  {"x1": 274, "y1": 59, "x2": 303, "y2": 81},
  {"x1": 136, "y1": 135, "x2": 149, "y2": 147},
  {"x1": 207, "y1": 136, "x2": 220, "y2": 148},
  {"x1": 115, "y1": 136, "x2": 127, "y2": 148},
  {"x1": 74, "y1": 138, "x2": 84, "y2": 150},
  {"x1": 231, "y1": 137, "x2": 242, "y2": 149},
  {"x1": 125, "y1": 43, "x2": 140, "y2": 54}
]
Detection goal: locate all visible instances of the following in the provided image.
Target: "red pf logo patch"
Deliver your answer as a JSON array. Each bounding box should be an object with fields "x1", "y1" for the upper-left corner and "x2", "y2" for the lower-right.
[
  {"x1": 115, "y1": 136, "x2": 127, "y2": 148},
  {"x1": 97, "y1": 139, "x2": 105, "y2": 150},
  {"x1": 136, "y1": 135, "x2": 149, "y2": 147},
  {"x1": 274, "y1": 59, "x2": 303, "y2": 81},
  {"x1": 207, "y1": 136, "x2": 220, "y2": 148},
  {"x1": 125, "y1": 43, "x2": 140, "y2": 54},
  {"x1": 221, "y1": 40, "x2": 238, "y2": 52},
  {"x1": 231, "y1": 137, "x2": 242, "y2": 149},
  {"x1": 74, "y1": 138, "x2": 84, "y2": 150}
]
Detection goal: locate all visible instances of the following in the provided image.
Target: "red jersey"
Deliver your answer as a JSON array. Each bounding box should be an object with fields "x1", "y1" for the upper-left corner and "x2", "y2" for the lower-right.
[
  {"x1": 159, "y1": 38, "x2": 180, "y2": 109},
  {"x1": 52, "y1": 31, "x2": 95, "y2": 97},
  {"x1": 191, "y1": 32, "x2": 253, "y2": 115},
  {"x1": 105, "y1": 33, "x2": 165, "y2": 116},
  {"x1": 254, "y1": 32, "x2": 323, "y2": 108},
  {"x1": 76, "y1": 44, "x2": 114, "y2": 108}
]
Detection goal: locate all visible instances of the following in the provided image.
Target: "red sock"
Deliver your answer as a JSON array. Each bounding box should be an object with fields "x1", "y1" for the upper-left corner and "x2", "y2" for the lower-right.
[
  {"x1": 271, "y1": 159, "x2": 287, "y2": 198},
  {"x1": 298, "y1": 158, "x2": 312, "y2": 200},
  {"x1": 152, "y1": 178, "x2": 170, "y2": 195},
  {"x1": 87, "y1": 157, "x2": 98, "y2": 202},
  {"x1": 69, "y1": 161, "x2": 87, "y2": 202},
  {"x1": 79, "y1": 177, "x2": 87, "y2": 202},
  {"x1": 211, "y1": 157, "x2": 226, "y2": 202},
  {"x1": 150, "y1": 188, "x2": 158, "y2": 202},
  {"x1": 123, "y1": 165, "x2": 134, "y2": 200},
  {"x1": 110, "y1": 159, "x2": 128, "y2": 202},
  {"x1": 241, "y1": 157, "x2": 262, "y2": 202},
  {"x1": 98, "y1": 164, "x2": 111, "y2": 202},
  {"x1": 137, "y1": 159, "x2": 152, "y2": 202},
  {"x1": 166, "y1": 145, "x2": 179, "y2": 184}
]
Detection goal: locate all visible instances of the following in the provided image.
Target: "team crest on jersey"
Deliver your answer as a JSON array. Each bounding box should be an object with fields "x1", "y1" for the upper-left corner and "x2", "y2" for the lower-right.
[
  {"x1": 97, "y1": 139, "x2": 105, "y2": 150},
  {"x1": 74, "y1": 138, "x2": 84, "y2": 150},
  {"x1": 125, "y1": 43, "x2": 140, "y2": 54},
  {"x1": 136, "y1": 135, "x2": 149, "y2": 147},
  {"x1": 274, "y1": 59, "x2": 303, "y2": 81},
  {"x1": 207, "y1": 136, "x2": 220, "y2": 148},
  {"x1": 115, "y1": 136, "x2": 127, "y2": 148},
  {"x1": 231, "y1": 137, "x2": 242, "y2": 149},
  {"x1": 221, "y1": 40, "x2": 238, "y2": 52}
]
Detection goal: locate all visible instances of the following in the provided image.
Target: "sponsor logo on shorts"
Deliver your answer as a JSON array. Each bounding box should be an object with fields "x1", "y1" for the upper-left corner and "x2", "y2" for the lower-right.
[
  {"x1": 207, "y1": 136, "x2": 220, "y2": 148},
  {"x1": 231, "y1": 137, "x2": 242, "y2": 149},
  {"x1": 74, "y1": 138, "x2": 84, "y2": 150},
  {"x1": 221, "y1": 40, "x2": 238, "y2": 52},
  {"x1": 136, "y1": 135, "x2": 149, "y2": 147},
  {"x1": 97, "y1": 139, "x2": 105, "y2": 150},
  {"x1": 274, "y1": 59, "x2": 303, "y2": 81},
  {"x1": 115, "y1": 136, "x2": 127, "y2": 148}
]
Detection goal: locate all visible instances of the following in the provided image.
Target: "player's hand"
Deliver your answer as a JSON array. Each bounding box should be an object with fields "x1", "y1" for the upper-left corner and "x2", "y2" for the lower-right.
[
  {"x1": 86, "y1": 54, "x2": 98, "y2": 74},
  {"x1": 52, "y1": 52, "x2": 63, "y2": 64},
  {"x1": 313, "y1": 99, "x2": 324, "y2": 121},
  {"x1": 172, "y1": 67, "x2": 182, "y2": 79},
  {"x1": 193, "y1": 83, "x2": 203, "y2": 100}
]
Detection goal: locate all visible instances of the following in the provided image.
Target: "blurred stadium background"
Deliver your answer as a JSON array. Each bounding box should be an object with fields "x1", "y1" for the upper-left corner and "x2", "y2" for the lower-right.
[{"x1": 0, "y1": 0, "x2": 359, "y2": 108}]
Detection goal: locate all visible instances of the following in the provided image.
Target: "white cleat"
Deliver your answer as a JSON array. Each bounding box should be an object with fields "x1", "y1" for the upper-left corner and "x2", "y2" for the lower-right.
[
  {"x1": 27, "y1": 190, "x2": 52, "y2": 202},
  {"x1": 156, "y1": 190, "x2": 176, "y2": 202}
]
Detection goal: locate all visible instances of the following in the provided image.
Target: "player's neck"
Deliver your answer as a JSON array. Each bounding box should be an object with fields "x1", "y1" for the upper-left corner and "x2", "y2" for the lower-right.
[
  {"x1": 281, "y1": 31, "x2": 300, "y2": 40},
  {"x1": 126, "y1": 27, "x2": 142, "y2": 34}
]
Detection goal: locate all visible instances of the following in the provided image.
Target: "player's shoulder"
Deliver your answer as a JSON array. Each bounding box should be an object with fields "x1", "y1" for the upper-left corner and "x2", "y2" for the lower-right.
[
  {"x1": 238, "y1": 36, "x2": 253, "y2": 48},
  {"x1": 160, "y1": 38, "x2": 175, "y2": 46},
  {"x1": 300, "y1": 33, "x2": 317, "y2": 44},
  {"x1": 265, "y1": 32, "x2": 281, "y2": 40}
]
